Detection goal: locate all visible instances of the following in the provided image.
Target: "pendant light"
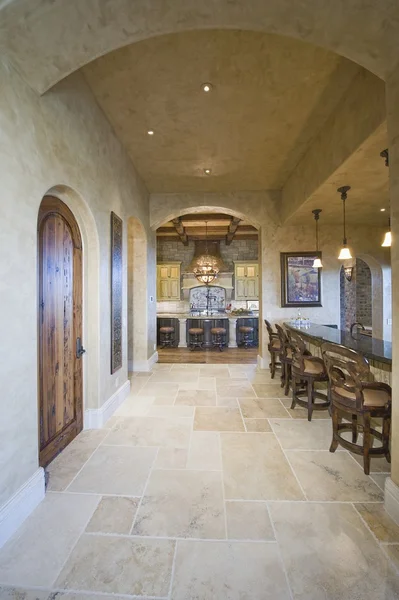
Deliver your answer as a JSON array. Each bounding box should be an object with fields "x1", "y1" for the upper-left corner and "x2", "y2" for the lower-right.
[
  {"x1": 191, "y1": 221, "x2": 220, "y2": 285},
  {"x1": 337, "y1": 186, "x2": 352, "y2": 260},
  {"x1": 380, "y1": 149, "x2": 391, "y2": 247},
  {"x1": 312, "y1": 209, "x2": 323, "y2": 268}
]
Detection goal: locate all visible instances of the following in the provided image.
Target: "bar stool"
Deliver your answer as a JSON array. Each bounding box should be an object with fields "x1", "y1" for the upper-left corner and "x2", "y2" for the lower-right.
[
  {"x1": 188, "y1": 327, "x2": 204, "y2": 351},
  {"x1": 211, "y1": 327, "x2": 227, "y2": 352},
  {"x1": 239, "y1": 325, "x2": 254, "y2": 348},
  {"x1": 275, "y1": 324, "x2": 294, "y2": 396},
  {"x1": 290, "y1": 330, "x2": 329, "y2": 421},
  {"x1": 264, "y1": 319, "x2": 281, "y2": 379},
  {"x1": 159, "y1": 326, "x2": 175, "y2": 349},
  {"x1": 322, "y1": 342, "x2": 391, "y2": 475}
]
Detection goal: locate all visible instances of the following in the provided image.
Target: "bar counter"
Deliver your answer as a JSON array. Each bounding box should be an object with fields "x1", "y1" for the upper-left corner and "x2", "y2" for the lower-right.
[{"x1": 285, "y1": 321, "x2": 391, "y2": 383}]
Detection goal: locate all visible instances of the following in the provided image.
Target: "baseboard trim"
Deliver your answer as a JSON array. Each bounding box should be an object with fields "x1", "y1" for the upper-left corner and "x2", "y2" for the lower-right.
[
  {"x1": 0, "y1": 468, "x2": 45, "y2": 549},
  {"x1": 385, "y1": 477, "x2": 399, "y2": 525},
  {"x1": 257, "y1": 354, "x2": 269, "y2": 370},
  {"x1": 84, "y1": 379, "x2": 130, "y2": 429},
  {"x1": 129, "y1": 351, "x2": 159, "y2": 373}
]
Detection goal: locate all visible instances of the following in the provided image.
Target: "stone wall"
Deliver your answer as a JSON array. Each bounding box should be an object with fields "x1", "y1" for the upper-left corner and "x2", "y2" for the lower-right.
[
  {"x1": 157, "y1": 238, "x2": 258, "y2": 272},
  {"x1": 356, "y1": 258, "x2": 372, "y2": 326},
  {"x1": 340, "y1": 259, "x2": 372, "y2": 330}
]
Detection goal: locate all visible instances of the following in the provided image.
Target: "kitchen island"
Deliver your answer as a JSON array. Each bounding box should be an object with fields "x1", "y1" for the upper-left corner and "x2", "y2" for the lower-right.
[
  {"x1": 285, "y1": 321, "x2": 391, "y2": 384},
  {"x1": 157, "y1": 313, "x2": 259, "y2": 348}
]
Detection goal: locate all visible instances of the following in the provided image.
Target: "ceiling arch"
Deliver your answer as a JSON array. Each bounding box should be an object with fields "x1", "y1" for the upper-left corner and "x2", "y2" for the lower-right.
[{"x1": 0, "y1": 0, "x2": 397, "y2": 93}]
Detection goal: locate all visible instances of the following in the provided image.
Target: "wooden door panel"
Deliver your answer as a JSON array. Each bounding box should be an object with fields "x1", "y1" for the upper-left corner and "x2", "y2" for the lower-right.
[{"x1": 38, "y1": 197, "x2": 83, "y2": 468}]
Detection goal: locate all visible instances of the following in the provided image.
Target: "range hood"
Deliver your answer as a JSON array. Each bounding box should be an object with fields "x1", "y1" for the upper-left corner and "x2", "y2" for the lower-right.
[{"x1": 189, "y1": 240, "x2": 227, "y2": 273}]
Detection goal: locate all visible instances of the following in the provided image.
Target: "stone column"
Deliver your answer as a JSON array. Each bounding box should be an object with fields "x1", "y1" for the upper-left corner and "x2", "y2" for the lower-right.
[
  {"x1": 178, "y1": 318, "x2": 187, "y2": 347},
  {"x1": 229, "y1": 318, "x2": 238, "y2": 348},
  {"x1": 385, "y1": 67, "x2": 399, "y2": 522}
]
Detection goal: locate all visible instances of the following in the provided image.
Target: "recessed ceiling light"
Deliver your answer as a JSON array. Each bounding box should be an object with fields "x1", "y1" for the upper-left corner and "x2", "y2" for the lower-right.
[
  {"x1": 380, "y1": 208, "x2": 386, "y2": 212},
  {"x1": 204, "y1": 168, "x2": 212, "y2": 175},
  {"x1": 147, "y1": 130, "x2": 154, "y2": 135},
  {"x1": 201, "y1": 83, "x2": 213, "y2": 93}
]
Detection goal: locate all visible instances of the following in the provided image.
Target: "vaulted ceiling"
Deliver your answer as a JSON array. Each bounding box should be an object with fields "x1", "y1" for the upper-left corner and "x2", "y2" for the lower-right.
[{"x1": 83, "y1": 30, "x2": 361, "y2": 193}]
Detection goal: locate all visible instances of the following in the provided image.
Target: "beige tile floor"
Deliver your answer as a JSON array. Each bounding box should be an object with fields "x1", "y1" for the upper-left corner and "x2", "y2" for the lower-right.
[{"x1": 0, "y1": 363, "x2": 398, "y2": 600}]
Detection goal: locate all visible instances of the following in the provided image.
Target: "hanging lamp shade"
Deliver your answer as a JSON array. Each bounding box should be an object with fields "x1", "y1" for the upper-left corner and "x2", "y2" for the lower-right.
[
  {"x1": 311, "y1": 209, "x2": 323, "y2": 268},
  {"x1": 189, "y1": 223, "x2": 224, "y2": 284},
  {"x1": 337, "y1": 186, "x2": 353, "y2": 260},
  {"x1": 382, "y1": 228, "x2": 392, "y2": 247}
]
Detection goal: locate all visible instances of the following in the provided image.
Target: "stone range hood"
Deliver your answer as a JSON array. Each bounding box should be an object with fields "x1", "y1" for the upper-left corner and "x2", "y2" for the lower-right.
[{"x1": 182, "y1": 240, "x2": 233, "y2": 300}]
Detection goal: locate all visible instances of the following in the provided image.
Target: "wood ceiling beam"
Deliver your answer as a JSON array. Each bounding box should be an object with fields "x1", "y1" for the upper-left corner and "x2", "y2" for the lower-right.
[
  {"x1": 172, "y1": 217, "x2": 188, "y2": 246},
  {"x1": 226, "y1": 217, "x2": 241, "y2": 245}
]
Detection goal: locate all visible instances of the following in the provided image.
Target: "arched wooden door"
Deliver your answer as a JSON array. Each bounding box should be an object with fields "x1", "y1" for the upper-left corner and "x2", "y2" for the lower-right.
[{"x1": 38, "y1": 196, "x2": 83, "y2": 467}]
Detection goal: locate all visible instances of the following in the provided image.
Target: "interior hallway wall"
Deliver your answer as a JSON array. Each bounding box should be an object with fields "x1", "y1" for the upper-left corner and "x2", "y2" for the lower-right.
[
  {"x1": 150, "y1": 192, "x2": 390, "y2": 366},
  {"x1": 0, "y1": 58, "x2": 154, "y2": 513}
]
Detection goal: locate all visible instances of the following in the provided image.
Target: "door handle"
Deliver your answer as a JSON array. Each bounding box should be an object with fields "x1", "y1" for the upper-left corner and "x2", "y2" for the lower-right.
[{"x1": 76, "y1": 337, "x2": 86, "y2": 359}]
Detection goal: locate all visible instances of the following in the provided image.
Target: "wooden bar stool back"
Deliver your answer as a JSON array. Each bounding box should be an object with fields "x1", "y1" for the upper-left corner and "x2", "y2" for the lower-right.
[
  {"x1": 264, "y1": 319, "x2": 281, "y2": 379},
  {"x1": 322, "y1": 342, "x2": 391, "y2": 475},
  {"x1": 275, "y1": 324, "x2": 294, "y2": 396},
  {"x1": 290, "y1": 330, "x2": 329, "y2": 421}
]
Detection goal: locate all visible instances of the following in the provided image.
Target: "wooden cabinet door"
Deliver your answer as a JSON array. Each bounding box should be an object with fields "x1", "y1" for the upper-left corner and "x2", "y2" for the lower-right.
[
  {"x1": 38, "y1": 197, "x2": 83, "y2": 467},
  {"x1": 159, "y1": 266, "x2": 169, "y2": 279},
  {"x1": 169, "y1": 279, "x2": 180, "y2": 299},
  {"x1": 170, "y1": 265, "x2": 179, "y2": 279},
  {"x1": 159, "y1": 279, "x2": 169, "y2": 299},
  {"x1": 246, "y1": 264, "x2": 257, "y2": 278},
  {"x1": 246, "y1": 278, "x2": 258, "y2": 299},
  {"x1": 235, "y1": 265, "x2": 246, "y2": 278},
  {"x1": 236, "y1": 278, "x2": 247, "y2": 299}
]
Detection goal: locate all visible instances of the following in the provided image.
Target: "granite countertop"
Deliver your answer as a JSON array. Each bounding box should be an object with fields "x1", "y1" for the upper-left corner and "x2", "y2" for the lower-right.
[
  {"x1": 158, "y1": 313, "x2": 259, "y2": 321},
  {"x1": 285, "y1": 321, "x2": 392, "y2": 366}
]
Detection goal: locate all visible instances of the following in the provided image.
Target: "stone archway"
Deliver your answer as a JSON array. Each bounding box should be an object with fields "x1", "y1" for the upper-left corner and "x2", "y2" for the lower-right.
[
  {"x1": 128, "y1": 216, "x2": 157, "y2": 372},
  {"x1": 44, "y1": 184, "x2": 101, "y2": 424},
  {"x1": 152, "y1": 204, "x2": 265, "y2": 365}
]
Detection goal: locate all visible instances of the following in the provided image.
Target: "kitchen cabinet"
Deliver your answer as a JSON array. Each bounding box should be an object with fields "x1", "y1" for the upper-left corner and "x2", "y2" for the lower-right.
[
  {"x1": 234, "y1": 261, "x2": 259, "y2": 300},
  {"x1": 157, "y1": 262, "x2": 181, "y2": 300}
]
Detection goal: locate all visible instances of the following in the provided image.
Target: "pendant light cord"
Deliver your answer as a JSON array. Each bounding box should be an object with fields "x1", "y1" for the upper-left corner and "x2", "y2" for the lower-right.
[
  {"x1": 343, "y1": 197, "x2": 347, "y2": 245},
  {"x1": 205, "y1": 220, "x2": 208, "y2": 253}
]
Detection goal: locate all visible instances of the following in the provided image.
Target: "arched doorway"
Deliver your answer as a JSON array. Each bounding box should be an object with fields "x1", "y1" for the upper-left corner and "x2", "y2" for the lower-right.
[
  {"x1": 340, "y1": 258, "x2": 373, "y2": 333},
  {"x1": 37, "y1": 196, "x2": 83, "y2": 467},
  {"x1": 128, "y1": 217, "x2": 153, "y2": 371}
]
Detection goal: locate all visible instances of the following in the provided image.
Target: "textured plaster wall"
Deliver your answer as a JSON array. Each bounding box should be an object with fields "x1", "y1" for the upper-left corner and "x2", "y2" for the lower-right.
[
  {"x1": 150, "y1": 192, "x2": 390, "y2": 362},
  {"x1": 281, "y1": 70, "x2": 386, "y2": 223},
  {"x1": 0, "y1": 59, "x2": 153, "y2": 507},
  {"x1": 386, "y1": 67, "x2": 399, "y2": 487}
]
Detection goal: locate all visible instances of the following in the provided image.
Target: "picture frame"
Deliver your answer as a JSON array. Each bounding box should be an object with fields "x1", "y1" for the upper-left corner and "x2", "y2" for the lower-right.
[
  {"x1": 246, "y1": 300, "x2": 259, "y2": 311},
  {"x1": 110, "y1": 211, "x2": 123, "y2": 373},
  {"x1": 280, "y1": 252, "x2": 322, "y2": 307}
]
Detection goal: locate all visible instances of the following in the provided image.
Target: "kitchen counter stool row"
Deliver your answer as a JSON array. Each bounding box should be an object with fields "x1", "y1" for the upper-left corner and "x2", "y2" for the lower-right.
[{"x1": 265, "y1": 319, "x2": 391, "y2": 476}]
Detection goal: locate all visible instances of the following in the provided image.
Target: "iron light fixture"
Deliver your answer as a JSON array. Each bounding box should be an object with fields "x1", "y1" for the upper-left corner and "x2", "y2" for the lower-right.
[
  {"x1": 380, "y1": 148, "x2": 391, "y2": 247},
  {"x1": 344, "y1": 266, "x2": 354, "y2": 281},
  {"x1": 191, "y1": 221, "x2": 220, "y2": 285},
  {"x1": 312, "y1": 209, "x2": 323, "y2": 268},
  {"x1": 337, "y1": 185, "x2": 353, "y2": 260}
]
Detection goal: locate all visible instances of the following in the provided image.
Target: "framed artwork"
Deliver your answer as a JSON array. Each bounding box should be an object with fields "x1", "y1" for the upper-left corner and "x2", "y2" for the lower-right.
[
  {"x1": 247, "y1": 300, "x2": 259, "y2": 311},
  {"x1": 111, "y1": 211, "x2": 123, "y2": 373},
  {"x1": 280, "y1": 252, "x2": 322, "y2": 307}
]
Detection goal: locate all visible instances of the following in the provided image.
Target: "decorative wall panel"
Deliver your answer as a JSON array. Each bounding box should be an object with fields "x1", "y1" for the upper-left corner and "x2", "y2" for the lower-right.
[{"x1": 111, "y1": 211, "x2": 123, "y2": 373}]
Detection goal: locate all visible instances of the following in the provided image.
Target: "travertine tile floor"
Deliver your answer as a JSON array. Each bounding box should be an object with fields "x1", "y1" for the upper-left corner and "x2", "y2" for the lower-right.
[{"x1": 0, "y1": 363, "x2": 398, "y2": 599}]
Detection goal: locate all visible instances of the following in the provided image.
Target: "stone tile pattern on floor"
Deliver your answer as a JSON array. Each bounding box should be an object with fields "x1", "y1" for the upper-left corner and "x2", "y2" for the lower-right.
[{"x1": 0, "y1": 363, "x2": 396, "y2": 599}]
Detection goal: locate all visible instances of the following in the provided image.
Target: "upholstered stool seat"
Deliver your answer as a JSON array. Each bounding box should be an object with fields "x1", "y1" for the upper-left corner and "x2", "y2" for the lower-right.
[
  {"x1": 159, "y1": 325, "x2": 175, "y2": 348},
  {"x1": 239, "y1": 325, "x2": 254, "y2": 349},
  {"x1": 211, "y1": 327, "x2": 227, "y2": 352},
  {"x1": 188, "y1": 327, "x2": 204, "y2": 351},
  {"x1": 322, "y1": 341, "x2": 391, "y2": 475}
]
